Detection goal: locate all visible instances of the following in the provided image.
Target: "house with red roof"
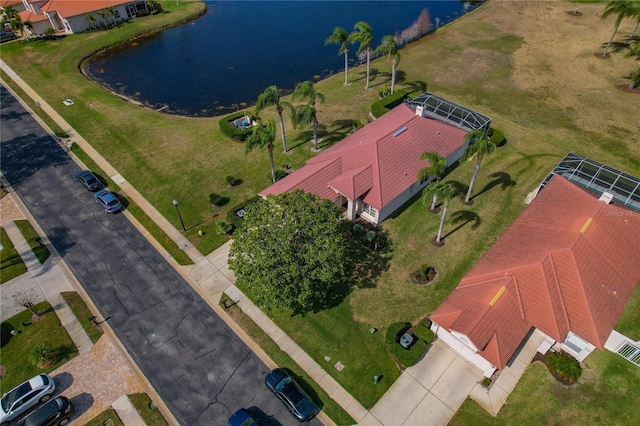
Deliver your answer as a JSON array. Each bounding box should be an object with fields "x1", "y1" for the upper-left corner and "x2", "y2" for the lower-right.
[
  {"x1": 17, "y1": 0, "x2": 148, "y2": 35},
  {"x1": 260, "y1": 93, "x2": 491, "y2": 225},
  {"x1": 429, "y1": 174, "x2": 640, "y2": 377}
]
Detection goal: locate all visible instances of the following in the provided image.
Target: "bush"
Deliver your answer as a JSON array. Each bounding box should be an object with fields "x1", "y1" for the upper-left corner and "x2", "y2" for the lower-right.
[
  {"x1": 413, "y1": 324, "x2": 435, "y2": 345},
  {"x1": 371, "y1": 89, "x2": 410, "y2": 118},
  {"x1": 30, "y1": 343, "x2": 54, "y2": 368},
  {"x1": 225, "y1": 175, "x2": 236, "y2": 187},
  {"x1": 352, "y1": 223, "x2": 365, "y2": 237},
  {"x1": 226, "y1": 196, "x2": 261, "y2": 229},
  {"x1": 378, "y1": 85, "x2": 392, "y2": 99},
  {"x1": 268, "y1": 170, "x2": 288, "y2": 184},
  {"x1": 219, "y1": 111, "x2": 255, "y2": 142},
  {"x1": 385, "y1": 322, "x2": 427, "y2": 369},
  {"x1": 208, "y1": 193, "x2": 223, "y2": 206},
  {"x1": 215, "y1": 220, "x2": 233, "y2": 235},
  {"x1": 489, "y1": 128, "x2": 506, "y2": 146},
  {"x1": 546, "y1": 351, "x2": 582, "y2": 383}
]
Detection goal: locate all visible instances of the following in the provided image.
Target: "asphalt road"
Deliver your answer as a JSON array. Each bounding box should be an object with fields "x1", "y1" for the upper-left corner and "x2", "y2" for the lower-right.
[{"x1": 0, "y1": 85, "x2": 321, "y2": 426}]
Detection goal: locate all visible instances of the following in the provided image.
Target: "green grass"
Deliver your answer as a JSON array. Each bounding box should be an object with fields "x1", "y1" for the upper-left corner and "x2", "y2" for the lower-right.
[
  {"x1": 613, "y1": 281, "x2": 640, "y2": 341},
  {"x1": 0, "y1": 226, "x2": 27, "y2": 283},
  {"x1": 128, "y1": 393, "x2": 168, "y2": 426},
  {"x1": 0, "y1": 302, "x2": 79, "y2": 393},
  {"x1": 69, "y1": 143, "x2": 193, "y2": 265},
  {"x1": 451, "y1": 349, "x2": 640, "y2": 425},
  {"x1": 85, "y1": 409, "x2": 124, "y2": 426},
  {"x1": 60, "y1": 291, "x2": 104, "y2": 343},
  {"x1": 219, "y1": 294, "x2": 355, "y2": 425},
  {"x1": 14, "y1": 220, "x2": 50, "y2": 265}
]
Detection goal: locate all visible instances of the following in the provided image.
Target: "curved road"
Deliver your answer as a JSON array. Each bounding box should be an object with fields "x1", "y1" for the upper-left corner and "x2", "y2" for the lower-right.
[{"x1": 0, "y1": 84, "x2": 319, "y2": 426}]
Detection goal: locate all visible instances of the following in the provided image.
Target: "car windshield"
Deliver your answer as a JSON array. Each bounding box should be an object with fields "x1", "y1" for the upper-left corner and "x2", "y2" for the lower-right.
[
  {"x1": 274, "y1": 376, "x2": 291, "y2": 392},
  {"x1": 85, "y1": 176, "x2": 98, "y2": 184},
  {"x1": 2, "y1": 383, "x2": 31, "y2": 410},
  {"x1": 106, "y1": 199, "x2": 119, "y2": 207}
]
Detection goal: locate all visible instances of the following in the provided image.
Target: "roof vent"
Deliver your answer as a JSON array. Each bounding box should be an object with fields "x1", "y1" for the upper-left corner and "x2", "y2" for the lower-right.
[{"x1": 393, "y1": 126, "x2": 408, "y2": 137}]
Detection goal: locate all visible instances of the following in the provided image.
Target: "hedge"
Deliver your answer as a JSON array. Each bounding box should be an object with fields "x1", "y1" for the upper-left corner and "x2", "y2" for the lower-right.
[
  {"x1": 371, "y1": 89, "x2": 410, "y2": 118},
  {"x1": 219, "y1": 111, "x2": 255, "y2": 142},
  {"x1": 385, "y1": 322, "x2": 427, "y2": 369},
  {"x1": 226, "y1": 196, "x2": 261, "y2": 229},
  {"x1": 413, "y1": 324, "x2": 435, "y2": 345}
]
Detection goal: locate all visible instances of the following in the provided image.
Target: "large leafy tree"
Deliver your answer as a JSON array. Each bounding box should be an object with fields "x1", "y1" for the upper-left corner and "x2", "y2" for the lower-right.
[
  {"x1": 229, "y1": 190, "x2": 351, "y2": 313},
  {"x1": 352, "y1": 21, "x2": 374, "y2": 89},
  {"x1": 325, "y1": 26, "x2": 352, "y2": 86},
  {"x1": 417, "y1": 151, "x2": 447, "y2": 211},
  {"x1": 246, "y1": 119, "x2": 277, "y2": 183},
  {"x1": 291, "y1": 81, "x2": 325, "y2": 150},
  {"x1": 255, "y1": 85, "x2": 291, "y2": 152},
  {"x1": 460, "y1": 129, "x2": 496, "y2": 204},
  {"x1": 422, "y1": 182, "x2": 454, "y2": 245},
  {"x1": 375, "y1": 35, "x2": 401, "y2": 94},
  {"x1": 601, "y1": 0, "x2": 637, "y2": 56}
]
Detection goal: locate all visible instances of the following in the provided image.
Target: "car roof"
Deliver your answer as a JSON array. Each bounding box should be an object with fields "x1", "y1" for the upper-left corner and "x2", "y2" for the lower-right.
[
  {"x1": 18, "y1": 397, "x2": 68, "y2": 426},
  {"x1": 96, "y1": 190, "x2": 116, "y2": 201}
]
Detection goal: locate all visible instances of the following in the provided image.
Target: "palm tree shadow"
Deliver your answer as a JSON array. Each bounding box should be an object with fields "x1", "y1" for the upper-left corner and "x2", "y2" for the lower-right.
[
  {"x1": 446, "y1": 180, "x2": 469, "y2": 200},
  {"x1": 471, "y1": 172, "x2": 516, "y2": 201},
  {"x1": 405, "y1": 80, "x2": 428, "y2": 93},
  {"x1": 394, "y1": 69, "x2": 407, "y2": 85},
  {"x1": 443, "y1": 210, "x2": 481, "y2": 239}
]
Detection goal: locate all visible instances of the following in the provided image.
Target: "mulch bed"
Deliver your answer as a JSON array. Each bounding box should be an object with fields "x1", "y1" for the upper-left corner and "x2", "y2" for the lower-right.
[
  {"x1": 566, "y1": 11, "x2": 582, "y2": 17},
  {"x1": 617, "y1": 84, "x2": 640, "y2": 94},
  {"x1": 410, "y1": 270, "x2": 437, "y2": 285},
  {"x1": 531, "y1": 352, "x2": 577, "y2": 387},
  {"x1": 431, "y1": 236, "x2": 445, "y2": 247}
]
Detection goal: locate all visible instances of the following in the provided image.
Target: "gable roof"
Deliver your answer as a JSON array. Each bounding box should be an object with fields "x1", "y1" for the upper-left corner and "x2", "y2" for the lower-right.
[
  {"x1": 431, "y1": 175, "x2": 640, "y2": 369},
  {"x1": 260, "y1": 103, "x2": 468, "y2": 210}
]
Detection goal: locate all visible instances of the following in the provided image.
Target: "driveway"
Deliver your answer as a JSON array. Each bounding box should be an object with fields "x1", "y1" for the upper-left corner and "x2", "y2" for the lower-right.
[
  {"x1": 0, "y1": 83, "x2": 317, "y2": 425},
  {"x1": 363, "y1": 340, "x2": 483, "y2": 425}
]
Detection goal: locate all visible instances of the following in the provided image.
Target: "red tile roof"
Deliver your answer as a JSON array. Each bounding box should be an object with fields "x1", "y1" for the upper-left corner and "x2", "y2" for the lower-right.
[
  {"x1": 431, "y1": 175, "x2": 640, "y2": 369},
  {"x1": 42, "y1": 0, "x2": 130, "y2": 18},
  {"x1": 260, "y1": 104, "x2": 468, "y2": 210}
]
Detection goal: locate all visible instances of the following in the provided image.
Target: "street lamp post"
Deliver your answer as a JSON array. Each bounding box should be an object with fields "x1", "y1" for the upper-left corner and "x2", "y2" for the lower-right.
[{"x1": 172, "y1": 199, "x2": 186, "y2": 231}]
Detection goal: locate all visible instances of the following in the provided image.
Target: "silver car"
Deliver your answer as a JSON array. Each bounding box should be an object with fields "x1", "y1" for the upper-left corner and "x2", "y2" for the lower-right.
[{"x1": 0, "y1": 374, "x2": 56, "y2": 425}]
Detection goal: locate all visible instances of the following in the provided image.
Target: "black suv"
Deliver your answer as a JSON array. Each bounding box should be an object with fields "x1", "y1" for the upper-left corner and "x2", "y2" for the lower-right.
[{"x1": 16, "y1": 396, "x2": 73, "y2": 426}]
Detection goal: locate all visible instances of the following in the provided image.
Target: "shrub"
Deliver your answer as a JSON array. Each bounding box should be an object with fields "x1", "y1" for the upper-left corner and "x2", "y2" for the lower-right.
[
  {"x1": 378, "y1": 85, "x2": 392, "y2": 99},
  {"x1": 268, "y1": 170, "x2": 288, "y2": 184},
  {"x1": 225, "y1": 175, "x2": 236, "y2": 187},
  {"x1": 215, "y1": 220, "x2": 233, "y2": 235},
  {"x1": 385, "y1": 322, "x2": 427, "y2": 369},
  {"x1": 413, "y1": 324, "x2": 435, "y2": 345},
  {"x1": 219, "y1": 111, "x2": 255, "y2": 142},
  {"x1": 30, "y1": 343, "x2": 54, "y2": 368},
  {"x1": 226, "y1": 196, "x2": 261, "y2": 229},
  {"x1": 546, "y1": 351, "x2": 582, "y2": 383},
  {"x1": 371, "y1": 89, "x2": 410, "y2": 118},
  {"x1": 352, "y1": 223, "x2": 365, "y2": 237},
  {"x1": 489, "y1": 128, "x2": 506, "y2": 146},
  {"x1": 208, "y1": 193, "x2": 223, "y2": 206}
]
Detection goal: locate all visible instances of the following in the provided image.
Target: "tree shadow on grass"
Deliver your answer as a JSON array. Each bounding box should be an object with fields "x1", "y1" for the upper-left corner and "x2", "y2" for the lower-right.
[
  {"x1": 442, "y1": 210, "x2": 481, "y2": 240},
  {"x1": 471, "y1": 171, "x2": 516, "y2": 201}
]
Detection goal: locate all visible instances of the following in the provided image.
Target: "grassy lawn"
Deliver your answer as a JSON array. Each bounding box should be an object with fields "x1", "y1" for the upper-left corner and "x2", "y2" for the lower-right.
[
  {"x1": 0, "y1": 226, "x2": 27, "y2": 283},
  {"x1": 0, "y1": 302, "x2": 79, "y2": 393},
  {"x1": 128, "y1": 393, "x2": 168, "y2": 426},
  {"x1": 451, "y1": 349, "x2": 640, "y2": 425},
  {"x1": 60, "y1": 291, "x2": 104, "y2": 344},
  {"x1": 1, "y1": 0, "x2": 639, "y2": 420},
  {"x1": 85, "y1": 408, "x2": 124, "y2": 426},
  {"x1": 14, "y1": 220, "x2": 50, "y2": 265}
]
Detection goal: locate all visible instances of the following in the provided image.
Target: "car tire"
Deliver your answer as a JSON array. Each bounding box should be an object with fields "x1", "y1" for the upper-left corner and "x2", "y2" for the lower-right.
[
  {"x1": 60, "y1": 419, "x2": 69, "y2": 425},
  {"x1": 40, "y1": 394, "x2": 51, "y2": 402}
]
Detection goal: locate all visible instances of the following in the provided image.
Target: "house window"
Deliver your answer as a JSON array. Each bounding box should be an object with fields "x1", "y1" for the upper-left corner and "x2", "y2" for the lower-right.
[
  {"x1": 564, "y1": 332, "x2": 588, "y2": 354},
  {"x1": 114, "y1": 10, "x2": 121, "y2": 19},
  {"x1": 362, "y1": 202, "x2": 378, "y2": 219}
]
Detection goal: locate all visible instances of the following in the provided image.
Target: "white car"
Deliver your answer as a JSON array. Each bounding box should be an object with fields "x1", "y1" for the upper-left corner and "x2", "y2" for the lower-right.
[{"x1": 0, "y1": 374, "x2": 55, "y2": 425}]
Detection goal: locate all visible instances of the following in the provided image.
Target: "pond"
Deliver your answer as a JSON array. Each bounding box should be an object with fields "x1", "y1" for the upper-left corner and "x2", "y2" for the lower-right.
[{"x1": 85, "y1": 1, "x2": 477, "y2": 116}]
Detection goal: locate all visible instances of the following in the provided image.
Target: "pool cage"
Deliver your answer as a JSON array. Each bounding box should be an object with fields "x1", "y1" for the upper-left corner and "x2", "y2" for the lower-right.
[
  {"x1": 541, "y1": 152, "x2": 640, "y2": 211},
  {"x1": 405, "y1": 92, "x2": 492, "y2": 133}
]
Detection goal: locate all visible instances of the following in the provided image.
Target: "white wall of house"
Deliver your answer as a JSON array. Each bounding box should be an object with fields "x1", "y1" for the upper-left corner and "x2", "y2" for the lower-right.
[
  {"x1": 430, "y1": 321, "x2": 497, "y2": 377},
  {"x1": 28, "y1": 20, "x2": 50, "y2": 35}
]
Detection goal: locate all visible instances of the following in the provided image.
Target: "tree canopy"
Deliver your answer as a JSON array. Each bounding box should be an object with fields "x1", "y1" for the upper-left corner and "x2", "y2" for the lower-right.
[{"x1": 228, "y1": 190, "x2": 351, "y2": 313}]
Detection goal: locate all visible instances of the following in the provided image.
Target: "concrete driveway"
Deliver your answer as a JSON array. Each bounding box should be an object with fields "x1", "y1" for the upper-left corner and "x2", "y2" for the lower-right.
[{"x1": 363, "y1": 340, "x2": 483, "y2": 426}]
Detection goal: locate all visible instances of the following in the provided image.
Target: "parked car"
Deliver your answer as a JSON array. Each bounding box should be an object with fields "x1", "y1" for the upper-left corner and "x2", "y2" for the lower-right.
[
  {"x1": 15, "y1": 396, "x2": 73, "y2": 426},
  {"x1": 0, "y1": 374, "x2": 56, "y2": 425},
  {"x1": 0, "y1": 31, "x2": 17, "y2": 43},
  {"x1": 264, "y1": 369, "x2": 318, "y2": 422},
  {"x1": 227, "y1": 408, "x2": 258, "y2": 426},
  {"x1": 94, "y1": 189, "x2": 122, "y2": 213},
  {"x1": 75, "y1": 170, "x2": 102, "y2": 191}
]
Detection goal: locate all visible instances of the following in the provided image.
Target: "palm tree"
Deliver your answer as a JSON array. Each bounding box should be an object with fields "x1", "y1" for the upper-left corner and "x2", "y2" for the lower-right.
[
  {"x1": 246, "y1": 119, "x2": 277, "y2": 184},
  {"x1": 352, "y1": 21, "x2": 373, "y2": 89},
  {"x1": 375, "y1": 35, "x2": 401, "y2": 94},
  {"x1": 255, "y1": 85, "x2": 291, "y2": 152},
  {"x1": 417, "y1": 152, "x2": 447, "y2": 211},
  {"x1": 106, "y1": 6, "x2": 117, "y2": 26},
  {"x1": 85, "y1": 13, "x2": 97, "y2": 30},
  {"x1": 422, "y1": 182, "x2": 454, "y2": 245},
  {"x1": 460, "y1": 129, "x2": 496, "y2": 204},
  {"x1": 601, "y1": 0, "x2": 637, "y2": 56},
  {"x1": 97, "y1": 9, "x2": 109, "y2": 27},
  {"x1": 292, "y1": 81, "x2": 325, "y2": 150},
  {"x1": 22, "y1": 20, "x2": 33, "y2": 40},
  {"x1": 325, "y1": 26, "x2": 352, "y2": 86}
]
